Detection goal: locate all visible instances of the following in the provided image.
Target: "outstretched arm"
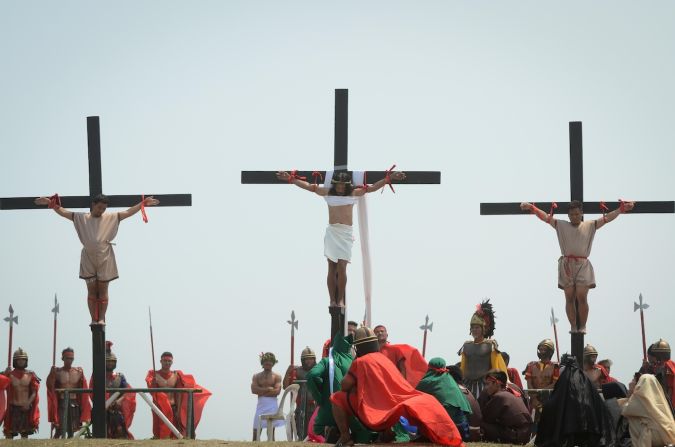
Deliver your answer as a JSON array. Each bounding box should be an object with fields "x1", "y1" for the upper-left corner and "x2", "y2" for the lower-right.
[
  {"x1": 520, "y1": 202, "x2": 556, "y2": 227},
  {"x1": 118, "y1": 196, "x2": 160, "y2": 221},
  {"x1": 353, "y1": 171, "x2": 406, "y2": 196},
  {"x1": 595, "y1": 201, "x2": 635, "y2": 229},
  {"x1": 34, "y1": 197, "x2": 75, "y2": 221},
  {"x1": 277, "y1": 171, "x2": 328, "y2": 196}
]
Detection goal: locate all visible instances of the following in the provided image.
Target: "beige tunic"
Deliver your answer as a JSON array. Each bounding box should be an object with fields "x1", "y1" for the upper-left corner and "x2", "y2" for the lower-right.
[
  {"x1": 555, "y1": 220, "x2": 597, "y2": 289},
  {"x1": 73, "y1": 212, "x2": 120, "y2": 282}
]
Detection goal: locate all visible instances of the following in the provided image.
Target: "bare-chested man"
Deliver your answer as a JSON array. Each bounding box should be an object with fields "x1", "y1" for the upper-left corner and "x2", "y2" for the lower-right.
[
  {"x1": 46, "y1": 347, "x2": 90, "y2": 438},
  {"x1": 251, "y1": 352, "x2": 282, "y2": 441},
  {"x1": 520, "y1": 200, "x2": 634, "y2": 333},
  {"x1": 582, "y1": 344, "x2": 612, "y2": 389},
  {"x1": 34, "y1": 193, "x2": 159, "y2": 325},
  {"x1": 2, "y1": 348, "x2": 40, "y2": 439},
  {"x1": 276, "y1": 170, "x2": 406, "y2": 307},
  {"x1": 522, "y1": 339, "x2": 559, "y2": 425},
  {"x1": 146, "y1": 351, "x2": 199, "y2": 438}
]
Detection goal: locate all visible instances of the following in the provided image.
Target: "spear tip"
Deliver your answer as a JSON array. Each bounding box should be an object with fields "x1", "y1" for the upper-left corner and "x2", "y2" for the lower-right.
[{"x1": 9, "y1": 304, "x2": 13, "y2": 313}]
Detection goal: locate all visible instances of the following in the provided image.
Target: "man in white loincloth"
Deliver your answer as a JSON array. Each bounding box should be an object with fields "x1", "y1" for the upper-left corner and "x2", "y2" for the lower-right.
[
  {"x1": 276, "y1": 170, "x2": 405, "y2": 307},
  {"x1": 34, "y1": 193, "x2": 159, "y2": 325},
  {"x1": 520, "y1": 199, "x2": 634, "y2": 333},
  {"x1": 251, "y1": 352, "x2": 283, "y2": 441}
]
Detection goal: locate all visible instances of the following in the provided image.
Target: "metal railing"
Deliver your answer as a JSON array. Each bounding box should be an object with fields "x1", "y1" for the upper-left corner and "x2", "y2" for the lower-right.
[{"x1": 55, "y1": 387, "x2": 202, "y2": 439}]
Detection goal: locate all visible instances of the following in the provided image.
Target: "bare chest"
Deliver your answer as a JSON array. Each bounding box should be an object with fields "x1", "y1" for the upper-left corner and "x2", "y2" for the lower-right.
[
  {"x1": 56, "y1": 368, "x2": 82, "y2": 388},
  {"x1": 11, "y1": 373, "x2": 32, "y2": 388},
  {"x1": 256, "y1": 372, "x2": 276, "y2": 388},
  {"x1": 156, "y1": 372, "x2": 179, "y2": 388}
]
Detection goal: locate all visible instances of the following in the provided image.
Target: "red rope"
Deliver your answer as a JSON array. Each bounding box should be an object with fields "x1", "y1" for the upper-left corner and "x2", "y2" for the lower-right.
[
  {"x1": 311, "y1": 171, "x2": 323, "y2": 185},
  {"x1": 600, "y1": 201, "x2": 609, "y2": 222},
  {"x1": 48, "y1": 194, "x2": 61, "y2": 209},
  {"x1": 382, "y1": 164, "x2": 396, "y2": 194},
  {"x1": 288, "y1": 169, "x2": 307, "y2": 183},
  {"x1": 141, "y1": 194, "x2": 148, "y2": 223}
]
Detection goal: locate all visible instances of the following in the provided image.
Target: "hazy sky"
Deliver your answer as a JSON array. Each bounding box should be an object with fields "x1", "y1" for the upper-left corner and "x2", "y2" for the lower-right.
[{"x1": 1, "y1": 1, "x2": 674, "y2": 441}]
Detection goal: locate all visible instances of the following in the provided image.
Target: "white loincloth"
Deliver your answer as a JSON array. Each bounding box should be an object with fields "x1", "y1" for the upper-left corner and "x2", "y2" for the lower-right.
[
  {"x1": 253, "y1": 396, "x2": 285, "y2": 429},
  {"x1": 324, "y1": 223, "x2": 354, "y2": 263}
]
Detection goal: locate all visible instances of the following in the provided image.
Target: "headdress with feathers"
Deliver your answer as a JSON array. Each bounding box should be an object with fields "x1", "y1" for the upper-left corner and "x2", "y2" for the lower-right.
[{"x1": 469, "y1": 299, "x2": 496, "y2": 338}]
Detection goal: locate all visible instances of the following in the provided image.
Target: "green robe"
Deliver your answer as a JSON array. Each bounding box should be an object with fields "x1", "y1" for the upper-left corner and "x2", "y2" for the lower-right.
[
  {"x1": 416, "y1": 357, "x2": 472, "y2": 432},
  {"x1": 306, "y1": 334, "x2": 375, "y2": 443}
]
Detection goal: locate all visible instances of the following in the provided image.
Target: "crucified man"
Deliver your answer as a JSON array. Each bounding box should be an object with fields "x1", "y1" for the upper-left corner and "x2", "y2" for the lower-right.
[
  {"x1": 520, "y1": 199, "x2": 635, "y2": 334},
  {"x1": 34, "y1": 193, "x2": 159, "y2": 325},
  {"x1": 276, "y1": 170, "x2": 405, "y2": 307}
]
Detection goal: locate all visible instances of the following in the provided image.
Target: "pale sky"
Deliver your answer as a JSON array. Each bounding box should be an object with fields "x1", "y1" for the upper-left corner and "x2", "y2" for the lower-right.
[{"x1": 1, "y1": 1, "x2": 674, "y2": 441}]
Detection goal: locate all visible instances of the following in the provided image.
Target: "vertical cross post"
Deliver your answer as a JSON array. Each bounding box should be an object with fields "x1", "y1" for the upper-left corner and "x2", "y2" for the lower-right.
[{"x1": 91, "y1": 324, "x2": 106, "y2": 437}]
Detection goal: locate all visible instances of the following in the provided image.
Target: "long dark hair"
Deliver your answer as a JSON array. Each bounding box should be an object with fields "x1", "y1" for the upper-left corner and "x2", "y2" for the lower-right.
[{"x1": 329, "y1": 172, "x2": 353, "y2": 196}]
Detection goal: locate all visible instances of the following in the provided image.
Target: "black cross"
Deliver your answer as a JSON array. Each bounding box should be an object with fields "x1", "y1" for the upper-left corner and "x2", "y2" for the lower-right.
[
  {"x1": 241, "y1": 89, "x2": 441, "y2": 336},
  {"x1": 480, "y1": 121, "x2": 674, "y2": 362},
  {"x1": 1, "y1": 116, "x2": 191, "y2": 438}
]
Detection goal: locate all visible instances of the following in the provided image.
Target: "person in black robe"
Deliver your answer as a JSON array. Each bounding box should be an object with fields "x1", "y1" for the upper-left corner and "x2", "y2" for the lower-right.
[{"x1": 535, "y1": 354, "x2": 616, "y2": 447}]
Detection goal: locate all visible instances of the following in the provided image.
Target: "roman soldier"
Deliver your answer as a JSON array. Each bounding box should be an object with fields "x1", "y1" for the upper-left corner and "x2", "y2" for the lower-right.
[
  {"x1": 459, "y1": 300, "x2": 507, "y2": 398},
  {"x1": 582, "y1": 344, "x2": 612, "y2": 389},
  {"x1": 2, "y1": 348, "x2": 40, "y2": 439},
  {"x1": 46, "y1": 347, "x2": 91, "y2": 437}
]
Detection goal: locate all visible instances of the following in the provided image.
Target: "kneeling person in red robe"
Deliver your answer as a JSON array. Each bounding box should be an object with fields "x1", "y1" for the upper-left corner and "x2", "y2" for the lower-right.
[{"x1": 330, "y1": 327, "x2": 464, "y2": 447}]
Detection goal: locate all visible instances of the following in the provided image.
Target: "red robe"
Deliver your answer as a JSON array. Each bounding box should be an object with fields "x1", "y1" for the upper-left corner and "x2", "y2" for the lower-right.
[
  {"x1": 332, "y1": 352, "x2": 463, "y2": 446},
  {"x1": 0, "y1": 374, "x2": 9, "y2": 422},
  {"x1": 379, "y1": 343, "x2": 428, "y2": 387},
  {"x1": 145, "y1": 370, "x2": 212, "y2": 439},
  {"x1": 507, "y1": 367, "x2": 524, "y2": 390},
  {"x1": 47, "y1": 367, "x2": 92, "y2": 431},
  {"x1": 89, "y1": 373, "x2": 137, "y2": 439},
  {"x1": 2, "y1": 370, "x2": 40, "y2": 435}
]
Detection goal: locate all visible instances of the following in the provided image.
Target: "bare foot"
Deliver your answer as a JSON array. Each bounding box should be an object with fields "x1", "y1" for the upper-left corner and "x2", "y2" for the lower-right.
[{"x1": 334, "y1": 436, "x2": 354, "y2": 447}]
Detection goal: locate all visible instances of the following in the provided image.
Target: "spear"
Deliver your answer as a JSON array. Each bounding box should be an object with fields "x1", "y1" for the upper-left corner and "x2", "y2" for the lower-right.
[
  {"x1": 419, "y1": 315, "x2": 433, "y2": 358},
  {"x1": 149, "y1": 307, "x2": 157, "y2": 380},
  {"x1": 633, "y1": 293, "x2": 649, "y2": 362},
  {"x1": 287, "y1": 311, "x2": 298, "y2": 382},
  {"x1": 550, "y1": 307, "x2": 560, "y2": 363},
  {"x1": 4, "y1": 305, "x2": 18, "y2": 368},
  {"x1": 51, "y1": 294, "x2": 59, "y2": 367}
]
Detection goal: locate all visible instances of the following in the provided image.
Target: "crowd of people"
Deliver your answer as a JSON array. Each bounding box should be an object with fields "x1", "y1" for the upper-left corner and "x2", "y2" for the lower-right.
[
  {"x1": 253, "y1": 307, "x2": 675, "y2": 446},
  {"x1": 0, "y1": 343, "x2": 210, "y2": 440}
]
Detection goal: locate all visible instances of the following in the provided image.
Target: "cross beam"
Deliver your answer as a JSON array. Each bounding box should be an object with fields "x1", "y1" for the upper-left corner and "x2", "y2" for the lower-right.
[
  {"x1": 241, "y1": 89, "x2": 441, "y2": 336},
  {"x1": 1, "y1": 116, "x2": 191, "y2": 438},
  {"x1": 0, "y1": 117, "x2": 192, "y2": 210},
  {"x1": 480, "y1": 121, "x2": 674, "y2": 362}
]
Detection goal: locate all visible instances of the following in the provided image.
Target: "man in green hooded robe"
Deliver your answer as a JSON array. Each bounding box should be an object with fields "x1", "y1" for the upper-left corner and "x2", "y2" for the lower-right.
[
  {"x1": 416, "y1": 357, "x2": 472, "y2": 441},
  {"x1": 306, "y1": 333, "x2": 374, "y2": 443}
]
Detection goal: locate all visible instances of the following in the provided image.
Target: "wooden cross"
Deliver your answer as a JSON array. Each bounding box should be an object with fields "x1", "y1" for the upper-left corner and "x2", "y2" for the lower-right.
[
  {"x1": 1, "y1": 116, "x2": 192, "y2": 438},
  {"x1": 480, "y1": 121, "x2": 674, "y2": 362},
  {"x1": 241, "y1": 89, "x2": 441, "y2": 336}
]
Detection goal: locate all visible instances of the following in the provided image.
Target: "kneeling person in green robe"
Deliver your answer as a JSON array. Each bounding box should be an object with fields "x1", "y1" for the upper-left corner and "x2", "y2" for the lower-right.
[{"x1": 416, "y1": 357, "x2": 472, "y2": 441}]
